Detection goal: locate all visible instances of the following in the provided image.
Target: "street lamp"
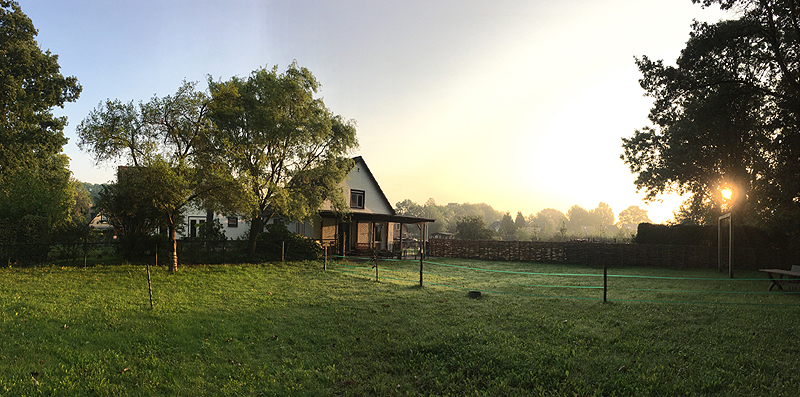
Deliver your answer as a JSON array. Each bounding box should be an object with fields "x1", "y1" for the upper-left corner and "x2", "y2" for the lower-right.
[{"x1": 721, "y1": 187, "x2": 733, "y2": 201}]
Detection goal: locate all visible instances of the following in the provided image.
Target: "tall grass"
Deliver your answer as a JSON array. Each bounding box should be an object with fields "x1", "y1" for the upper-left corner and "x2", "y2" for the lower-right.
[{"x1": 1, "y1": 259, "x2": 799, "y2": 396}]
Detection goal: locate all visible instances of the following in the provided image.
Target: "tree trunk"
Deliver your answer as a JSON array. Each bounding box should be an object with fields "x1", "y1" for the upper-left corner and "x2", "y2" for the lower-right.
[
  {"x1": 168, "y1": 222, "x2": 178, "y2": 272},
  {"x1": 247, "y1": 215, "x2": 263, "y2": 258}
]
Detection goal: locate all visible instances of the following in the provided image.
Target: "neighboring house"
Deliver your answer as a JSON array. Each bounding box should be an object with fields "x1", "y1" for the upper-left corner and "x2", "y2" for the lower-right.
[
  {"x1": 178, "y1": 210, "x2": 248, "y2": 240},
  {"x1": 88, "y1": 212, "x2": 114, "y2": 232},
  {"x1": 488, "y1": 221, "x2": 501, "y2": 232}
]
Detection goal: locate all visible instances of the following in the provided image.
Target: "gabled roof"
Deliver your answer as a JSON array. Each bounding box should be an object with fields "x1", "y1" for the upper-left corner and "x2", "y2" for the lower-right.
[
  {"x1": 319, "y1": 156, "x2": 434, "y2": 224},
  {"x1": 351, "y1": 156, "x2": 396, "y2": 216}
]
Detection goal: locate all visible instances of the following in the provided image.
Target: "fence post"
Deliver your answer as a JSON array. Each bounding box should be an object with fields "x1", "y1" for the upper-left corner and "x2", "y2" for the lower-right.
[
  {"x1": 324, "y1": 246, "x2": 327, "y2": 271},
  {"x1": 282, "y1": 241, "x2": 285, "y2": 262},
  {"x1": 419, "y1": 243, "x2": 424, "y2": 287},
  {"x1": 603, "y1": 261, "x2": 608, "y2": 303},
  {"x1": 372, "y1": 251, "x2": 379, "y2": 282},
  {"x1": 146, "y1": 263, "x2": 154, "y2": 309}
]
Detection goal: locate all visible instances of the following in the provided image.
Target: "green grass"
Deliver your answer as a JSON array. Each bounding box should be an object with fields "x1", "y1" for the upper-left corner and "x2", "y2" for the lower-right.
[{"x1": 1, "y1": 258, "x2": 799, "y2": 396}]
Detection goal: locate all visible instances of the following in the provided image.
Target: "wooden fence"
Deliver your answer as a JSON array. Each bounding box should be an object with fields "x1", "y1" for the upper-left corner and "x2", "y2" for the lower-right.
[{"x1": 427, "y1": 239, "x2": 796, "y2": 270}]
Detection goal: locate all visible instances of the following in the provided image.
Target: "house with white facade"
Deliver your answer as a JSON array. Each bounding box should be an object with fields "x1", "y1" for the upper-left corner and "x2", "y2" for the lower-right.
[
  {"x1": 177, "y1": 156, "x2": 434, "y2": 256},
  {"x1": 310, "y1": 156, "x2": 434, "y2": 256}
]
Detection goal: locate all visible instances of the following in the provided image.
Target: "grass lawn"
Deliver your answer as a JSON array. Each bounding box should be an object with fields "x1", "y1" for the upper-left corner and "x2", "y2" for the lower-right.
[{"x1": 1, "y1": 258, "x2": 799, "y2": 396}]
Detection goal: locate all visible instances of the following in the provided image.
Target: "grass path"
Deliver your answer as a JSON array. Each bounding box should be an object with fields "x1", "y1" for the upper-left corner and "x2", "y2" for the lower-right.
[{"x1": 1, "y1": 260, "x2": 799, "y2": 396}]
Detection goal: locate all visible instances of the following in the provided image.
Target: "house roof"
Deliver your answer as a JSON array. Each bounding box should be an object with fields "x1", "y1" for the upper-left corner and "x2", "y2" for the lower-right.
[{"x1": 351, "y1": 156, "x2": 396, "y2": 216}]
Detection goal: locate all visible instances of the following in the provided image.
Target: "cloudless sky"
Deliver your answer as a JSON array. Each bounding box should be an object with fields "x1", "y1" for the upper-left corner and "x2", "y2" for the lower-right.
[{"x1": 19, "y1": 0, "x2": 731, "y2": 223}]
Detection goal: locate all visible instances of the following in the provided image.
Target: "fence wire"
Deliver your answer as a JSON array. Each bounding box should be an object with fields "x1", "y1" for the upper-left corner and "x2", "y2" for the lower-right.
[{"x1": 326, "y1": 256, "x2": 800, "y2": 307}]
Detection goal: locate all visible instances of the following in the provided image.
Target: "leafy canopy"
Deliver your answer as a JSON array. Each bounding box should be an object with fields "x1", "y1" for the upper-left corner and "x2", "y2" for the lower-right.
[
  {"x1": 621, "y1": 0, "x2": 800, "y2": 229},
  {"x1": 0, "y1": 0, "x2": 81, "y2": 252},
  {"x1": 208, "y1": 63, "x2": 358, "y2": 256}
]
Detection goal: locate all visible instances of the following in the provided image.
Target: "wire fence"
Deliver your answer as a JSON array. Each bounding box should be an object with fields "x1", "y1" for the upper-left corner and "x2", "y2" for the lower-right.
[
  {"x1": 0, "y1": 238, "x2": 319, "y2": 266},
  {"x1": 325, "y1": 255, "x2": 800, "y2": 307}
]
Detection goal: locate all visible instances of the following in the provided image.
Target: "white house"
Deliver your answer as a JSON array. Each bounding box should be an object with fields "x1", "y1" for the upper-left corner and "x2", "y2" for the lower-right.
[
  {"x1": 310, "y1": 156, "x2": 434, "y2": 255},
  {"x1": 179, "y1": 156, "x2": 434, "y2": 255}
]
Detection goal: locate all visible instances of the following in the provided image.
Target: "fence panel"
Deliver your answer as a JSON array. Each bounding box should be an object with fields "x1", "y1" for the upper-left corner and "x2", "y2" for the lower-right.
[{"x1": 428, "y1": 239, "x2": 792, "y2": 270}]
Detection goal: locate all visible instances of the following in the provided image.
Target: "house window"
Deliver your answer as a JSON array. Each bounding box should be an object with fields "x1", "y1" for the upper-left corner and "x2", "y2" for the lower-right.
[
  {"x1": 227, "y1": 216, "x2": 238, "y2": 228},
  {"x1": 350, "y1": 189, "x2": 365, "y2": 209}
]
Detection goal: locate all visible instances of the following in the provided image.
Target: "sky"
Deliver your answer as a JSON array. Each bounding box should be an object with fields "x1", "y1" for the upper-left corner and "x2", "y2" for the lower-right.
[{"x1": 19, "y1": 0, "x2": 732, "y2": 224}]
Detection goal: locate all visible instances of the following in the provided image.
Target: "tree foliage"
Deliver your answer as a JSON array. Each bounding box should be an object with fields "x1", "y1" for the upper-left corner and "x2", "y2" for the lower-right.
[
  {"x1": 514, "y1": 211, "x2": 527, "y2": 229},
  {"x1": 499, "y1": 212, "x2": 516, "y2": 240},
  {"x1": 0, "y1": 1, "x2": 81, "y2": 258},
  {"x1": 618, "y1": 205, "x2": 652, "y2": 226},
  {"x1": 621, "y1": 0, "x2": 800, "y2": 235},
  {"x1": 208, "y1": 63, "x2": 358, "y2": 257},
  {"x1": 455, "y1": 214, "x2": 495, "y2": 240},
  {"x1": 530, "y1": 208, "x2": 567, "y2": 239},
  {"x1": 0, "y1": 0, "x2": 81, "y2": 174},
  {"x1": 77, "y1": 82, "x2": 237, "y2": 270},
  {"x1": 396, "y1": 199, "x2": 504, "y2": 236}
]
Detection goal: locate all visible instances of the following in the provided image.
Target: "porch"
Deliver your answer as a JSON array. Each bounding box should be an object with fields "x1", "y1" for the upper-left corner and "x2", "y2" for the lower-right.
[{"x1": 315, "y1": 211, "x2": 434, "y2": 259}]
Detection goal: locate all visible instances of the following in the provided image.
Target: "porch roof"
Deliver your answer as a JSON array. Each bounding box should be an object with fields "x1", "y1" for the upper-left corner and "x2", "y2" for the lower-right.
[{"x1": 319, "y1": 210, "x2": 434, "y2": 224}]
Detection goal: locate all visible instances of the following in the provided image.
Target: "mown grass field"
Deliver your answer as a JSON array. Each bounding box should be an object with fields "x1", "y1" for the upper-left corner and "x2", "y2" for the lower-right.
[{"x1": 1, "y1": 258, "x2": 799, "y2": 396}]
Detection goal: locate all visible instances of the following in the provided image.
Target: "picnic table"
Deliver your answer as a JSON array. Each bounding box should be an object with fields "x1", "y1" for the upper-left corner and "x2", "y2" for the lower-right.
[{"x1": 759, "y1": 265, "x2": 800, "y2": 291}]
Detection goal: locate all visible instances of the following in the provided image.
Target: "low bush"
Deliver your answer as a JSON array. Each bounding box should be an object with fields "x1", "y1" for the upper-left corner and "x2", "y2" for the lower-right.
[{"x1": 256, "y1": 222, "x2": 321, "y2": 260}]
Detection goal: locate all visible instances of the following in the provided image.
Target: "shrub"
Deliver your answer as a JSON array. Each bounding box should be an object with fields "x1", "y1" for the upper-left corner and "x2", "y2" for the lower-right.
[{"x1": 256, "y1": 223, "x2": 321, "y2": 260}]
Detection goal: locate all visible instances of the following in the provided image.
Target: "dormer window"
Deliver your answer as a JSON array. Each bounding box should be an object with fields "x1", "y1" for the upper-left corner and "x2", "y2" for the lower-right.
[{"x1": 350, "y1": 189, "x2": 365, "y2": 209}]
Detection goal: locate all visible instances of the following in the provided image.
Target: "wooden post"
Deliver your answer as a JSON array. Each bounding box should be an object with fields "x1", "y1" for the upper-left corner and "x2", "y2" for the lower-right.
[
  {"x1": 323, "y1": 246, "x2": 327, "y2": 270},
  {"x1": 398, "y1": 223, "x2": 404, "y2": 260},
  {"x1": 146, "y1": 263, "x2": 154, "y2": 309},
  {"x1": 373, "y1": 253, "x2": 379, "y2": 282},
  {"x1": 603, "y1": 261, "x2": 608, "y2": 303},
  {"x1": 729, "y1": 214, "x2": 734, "y2": 279},
  {"x1": 281, "y1": 241, "x2": 285, "y2": 262},
  {"x1": 419, "y1": 242, "x2": 424, "y2": 287}
]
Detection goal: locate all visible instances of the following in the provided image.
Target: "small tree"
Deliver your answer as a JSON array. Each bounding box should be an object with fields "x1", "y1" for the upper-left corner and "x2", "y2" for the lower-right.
[
  {"x1": 499, "y1": 212, "x2": 516, "y2": 240},
  {"x1": 514, "y1": 211, "x2": 527, "y2": 229},
  {"x1": 455, "y1": 214, "x2": 494, "y2": 240}
]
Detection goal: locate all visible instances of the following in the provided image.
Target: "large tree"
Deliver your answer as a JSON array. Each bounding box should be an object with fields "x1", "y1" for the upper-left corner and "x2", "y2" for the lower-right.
[
  {"x1": 0, "y1": 0, "x2": 81, "y2": 258},
  {"x1": 617, "y1": 205, "x2": 652, "y2": 226},
  {"x1": 530, "y1": 208, "x2": 567, "y2": 239},
  {"x1": 208, "y1": 63, "x2": 358, "y2": 257},
  {"x1": 622, "y1": 0, "x2": 800, "y2": 234},
  {"x1": 77, "y1": 82, "x2": 236, "y2": 271}
]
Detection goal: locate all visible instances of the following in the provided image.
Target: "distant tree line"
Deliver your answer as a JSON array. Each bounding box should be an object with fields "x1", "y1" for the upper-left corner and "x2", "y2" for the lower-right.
[{"x1": 395, "y1": 199, "x2": 652, "y2": 242}]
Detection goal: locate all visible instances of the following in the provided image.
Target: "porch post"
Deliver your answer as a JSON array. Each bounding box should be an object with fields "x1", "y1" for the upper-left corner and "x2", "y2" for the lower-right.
[{"x1": 420, "y1": 223, "x2": 426, "y2": 287}]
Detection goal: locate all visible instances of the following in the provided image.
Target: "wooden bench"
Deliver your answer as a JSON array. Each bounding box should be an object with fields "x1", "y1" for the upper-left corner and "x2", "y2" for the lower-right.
[{"x1": 759, "y1": 265, "x2": 800, "y2": 291}]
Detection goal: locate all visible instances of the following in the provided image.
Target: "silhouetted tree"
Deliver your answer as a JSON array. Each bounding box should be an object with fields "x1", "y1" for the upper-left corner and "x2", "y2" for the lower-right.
[
  {"x1": 499, "y1": 212, "x2": 516, "y2": 240},
  {"x1": 455, "y1": 214, "x2": 494, "y2": 240},
  {"x1": 618, "y1": 205, "x2": 652, "y2": 226}
]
